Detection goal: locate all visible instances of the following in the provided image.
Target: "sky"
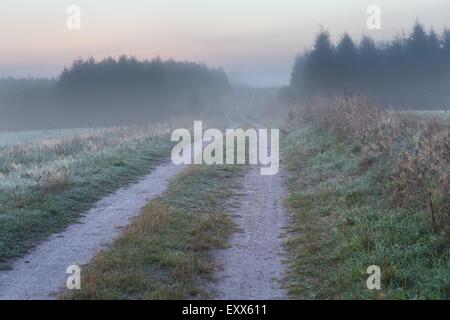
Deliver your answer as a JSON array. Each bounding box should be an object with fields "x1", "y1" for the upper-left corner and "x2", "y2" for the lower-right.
[{"x1": 1, "y1": 0, "x2": 449, "y2": 87}]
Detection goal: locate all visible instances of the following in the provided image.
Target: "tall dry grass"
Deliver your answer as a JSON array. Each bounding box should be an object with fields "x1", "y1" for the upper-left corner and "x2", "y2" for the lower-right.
[{"x1": 300, "y1": 97, "x2": 449, "y2": 234}]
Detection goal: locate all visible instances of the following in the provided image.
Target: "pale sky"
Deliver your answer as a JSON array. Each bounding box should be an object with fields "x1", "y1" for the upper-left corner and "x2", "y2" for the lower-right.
[{"x1": 1, "y1": 0, "x2": 449, "y2": 86}]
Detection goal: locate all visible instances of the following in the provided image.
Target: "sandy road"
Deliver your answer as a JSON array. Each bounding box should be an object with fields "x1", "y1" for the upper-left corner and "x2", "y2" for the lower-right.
[
  {"x1": 0, "y1": 162, "x2": 184, "y2": 300},
  {"x1": 208, "y1": 114, "x2": 288, "y2": 299},
  {"x1": 210, "y1": 166, "x2": 288, "y2": 299}
]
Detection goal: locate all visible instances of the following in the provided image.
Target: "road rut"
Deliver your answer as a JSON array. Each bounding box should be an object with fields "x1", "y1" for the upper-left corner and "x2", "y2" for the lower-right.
[{"x1": 211, "y1": 167, "x2": 288, "y2": 299}]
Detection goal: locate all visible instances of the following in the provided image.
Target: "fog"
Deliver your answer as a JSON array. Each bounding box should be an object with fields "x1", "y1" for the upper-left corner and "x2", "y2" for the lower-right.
[
  {"x1": 1, "y1": 19, "x2": 450, "y2": 130},
  {"x1": 0, "y1": 57, "x2": 232, "y2": 130}
]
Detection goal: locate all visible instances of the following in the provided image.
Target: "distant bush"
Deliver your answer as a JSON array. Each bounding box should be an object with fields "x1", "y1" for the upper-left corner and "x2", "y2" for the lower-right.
[{"x1": 284, "y1": 22, "x2": 450, "y2": 109}]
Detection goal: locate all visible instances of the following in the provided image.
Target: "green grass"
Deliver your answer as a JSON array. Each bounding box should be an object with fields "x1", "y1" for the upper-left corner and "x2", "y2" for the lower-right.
[
  {"x1": 283, "y1": 126, "x2": 449, "y2": 299},
  {"x1": 0, "y1": 126, "x2": 172, "y2": 268},
  {"x1": 64, "y1": 164, "x2": 245, "y2": 300},
  {"x1": 0, "y1": 127, "x2": 104, "y2": 146}
]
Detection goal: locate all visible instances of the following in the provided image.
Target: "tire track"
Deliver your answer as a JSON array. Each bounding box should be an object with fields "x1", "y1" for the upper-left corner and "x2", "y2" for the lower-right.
[
  {"x1": 0, "y1": 162, "x2": 185, "y2": 300},
  {"x1": 210, "y1": 168, "x2": 288, "y2": 299}
]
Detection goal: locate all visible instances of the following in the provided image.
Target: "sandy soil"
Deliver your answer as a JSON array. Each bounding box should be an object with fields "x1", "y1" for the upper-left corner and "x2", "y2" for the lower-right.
[
  {"x1": 210, "y1": 167, "x2": 288, "y2": 299},
  {"x1": 0, "y1": 162, "x2": 184, "y2": 300}
]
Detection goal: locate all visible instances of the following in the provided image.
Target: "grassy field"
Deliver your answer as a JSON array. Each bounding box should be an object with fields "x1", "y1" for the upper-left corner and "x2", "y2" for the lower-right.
[
  {"x1": 283, "y1": 99, "x2": 449, "y2": 299},
  {"x1": 411, "y1": 110, "x2": 450, "y2": 119},
  {"x1": 0, "y1": 125, "x2": 172, "y2": 269},
  {"x1": 0, "y1": 127, "x2": 105, "y2": 147},
  {"x1": 64, "y1": 164, "x2": 245, "y2": 299}
]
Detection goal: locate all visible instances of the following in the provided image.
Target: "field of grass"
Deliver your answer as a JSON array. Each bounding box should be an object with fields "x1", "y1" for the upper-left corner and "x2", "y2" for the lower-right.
[
  {"x1": 0, "y1": 125, "x2": 173, "y2": 269},
  {"x1": 64, "y1": 163, "x2": 245, "y2": 299},
  {"x1": 0, "y1": 127, "x2": 105, "y2": 147},
  {"x1": 411, "y1": 110, "x2": 450, "y2": 119},
  {"x1": 283, "y1": 99, "x2": 449, "y2": 299}
]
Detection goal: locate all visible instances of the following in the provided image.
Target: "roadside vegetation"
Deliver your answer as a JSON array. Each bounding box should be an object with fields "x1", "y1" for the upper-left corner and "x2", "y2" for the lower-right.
[
  {"x1": 64, "y1": 163, "x2": 245, "y2": 299},
  {"x1": 0, "y1": 125, "x2": 172, "y2": 269},
  {"x1": 283, "y1": 97, "x2": 449, "y2": 299}
]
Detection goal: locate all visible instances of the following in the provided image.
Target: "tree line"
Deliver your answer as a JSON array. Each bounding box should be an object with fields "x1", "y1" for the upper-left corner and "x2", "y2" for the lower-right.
[
  {"x1": 0, "y1": 57, "x2": 231, "y2": 130},
  {"x1": 282, "y1": 22, "x2": 450, "y2": 109}
]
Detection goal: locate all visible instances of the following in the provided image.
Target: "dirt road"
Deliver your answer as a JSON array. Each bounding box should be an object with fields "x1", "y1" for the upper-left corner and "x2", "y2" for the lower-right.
[{"x1": 210, "y1": 167, "x2": 288, "y2": 299}]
